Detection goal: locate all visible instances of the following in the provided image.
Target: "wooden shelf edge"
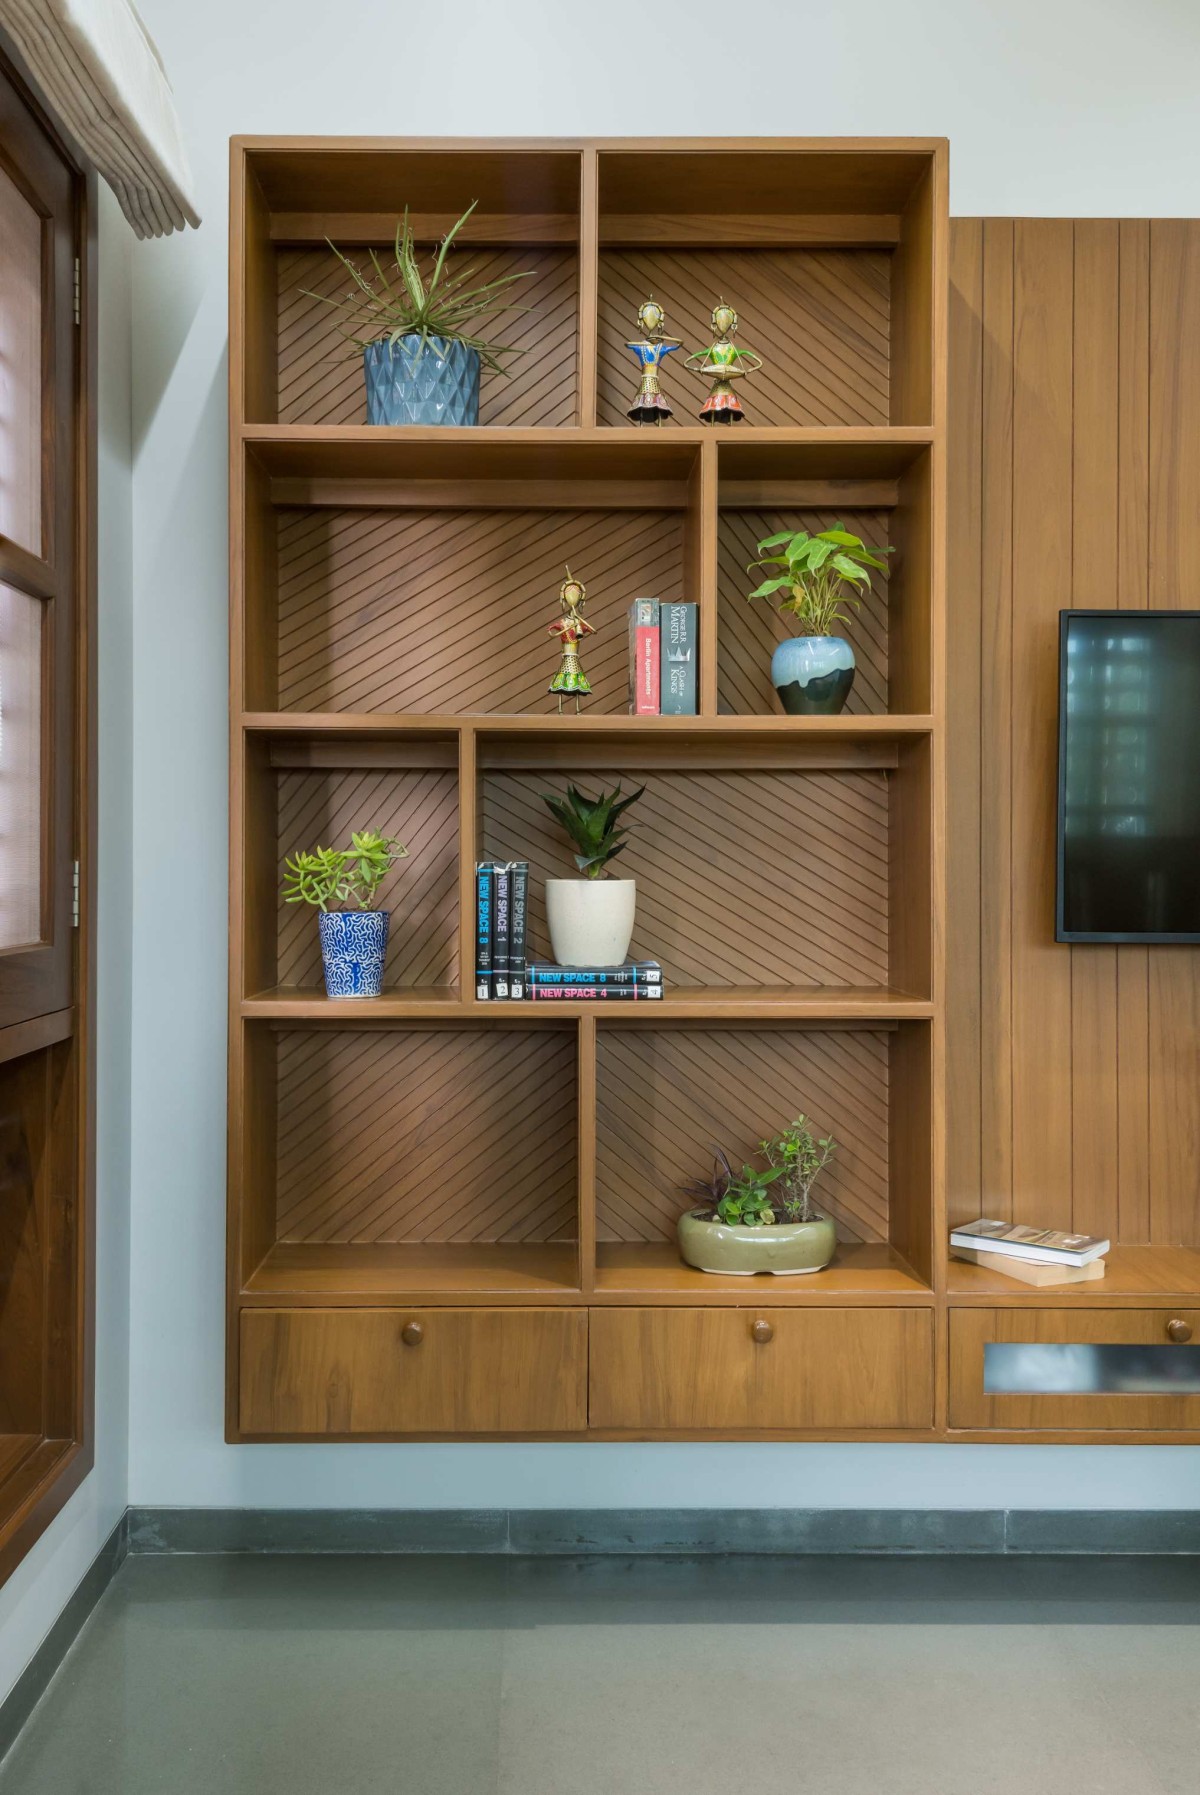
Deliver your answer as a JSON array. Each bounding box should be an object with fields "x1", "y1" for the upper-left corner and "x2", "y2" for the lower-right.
[
  {"x1": 945, "y1": 1245, "x2": 1200, "y2": 1305},
  {"x1": 241, "y1": 988, "x2": 936, "y2": 1023},
  {"x1": 242, "y1": 712, "x2": 936, "y2": 736},
  {"x1": 239, "y1": 422, "x2": 938, "y2": 450}
]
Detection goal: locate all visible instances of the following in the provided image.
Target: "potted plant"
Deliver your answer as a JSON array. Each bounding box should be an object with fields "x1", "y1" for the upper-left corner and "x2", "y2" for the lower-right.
[
  {"x1": 746, "y1": 523, "x2": 893, "y2": 715},
  {"x1": 541, "y1": 781, "x2": 644, "y2": 967},
  {"x1": 282, "y1": 829, "x2": 407, "y2": 998},
  {"x1": 677, "y1": 1117, "x2": 839, "y2": 1274},
  {"x1": 301, "y1": 201, "x2": 533, "y2": 426}
]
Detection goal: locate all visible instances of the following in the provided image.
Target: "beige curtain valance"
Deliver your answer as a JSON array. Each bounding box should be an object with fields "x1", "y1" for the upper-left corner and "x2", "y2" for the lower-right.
[{"x1": 0, "y1": 0, "x2": 199, "y2": 236}]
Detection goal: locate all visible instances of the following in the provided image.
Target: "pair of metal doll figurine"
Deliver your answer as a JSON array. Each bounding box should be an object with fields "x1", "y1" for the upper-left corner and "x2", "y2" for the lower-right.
[{"x1": 626, "y1": 296, "x2": 760, "y2": 426}]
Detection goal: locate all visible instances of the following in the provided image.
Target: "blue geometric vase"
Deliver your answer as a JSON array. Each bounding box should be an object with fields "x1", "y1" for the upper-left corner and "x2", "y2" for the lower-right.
[
  {"x1": 363, "y1": 336, "x2": 480, "y2": 426},
  {"x1": 318, "y1": 910, "x2": 390, "y2": 998},
  {"x1": 771, "y1": 635, "x2": 856, "y2": 715}
]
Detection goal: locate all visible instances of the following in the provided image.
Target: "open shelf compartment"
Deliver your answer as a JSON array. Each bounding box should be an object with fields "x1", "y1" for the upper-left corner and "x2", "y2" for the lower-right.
[
  {"x1": 595, "y1": 145, "x2": 941, "y2": 429},
  {"x1": 235, "y1": 1016, "x2": 582, "y2": 1300},
  {"x1": 591, "y1": 1017, "x2": 934, "y2": 1299},
  {"x1": 236, "y1": 145, "x2": 584, "y2": 428}
]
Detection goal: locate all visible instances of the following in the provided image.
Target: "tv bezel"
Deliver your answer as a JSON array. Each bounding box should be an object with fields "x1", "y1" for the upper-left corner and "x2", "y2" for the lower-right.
[{"x1": 1056, "y1": 608, "x2": 1200, "y2": 945}]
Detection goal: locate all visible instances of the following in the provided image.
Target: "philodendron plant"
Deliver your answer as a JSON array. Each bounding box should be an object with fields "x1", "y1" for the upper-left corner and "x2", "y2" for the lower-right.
[
  {"x1": 540, "y1": 783, "x2": 646, "y2": 969},
  {"x1": 746, "y1": 523, "x2": 894, "y2": 716},
  {"x1": 282, "y1": 830, "x2": 407, "y2": 1000}
]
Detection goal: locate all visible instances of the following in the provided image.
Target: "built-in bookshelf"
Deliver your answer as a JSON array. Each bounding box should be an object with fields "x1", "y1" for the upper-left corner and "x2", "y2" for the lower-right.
[{"x1": 229, "y1": 137, "x2": 950, "y2": 1442}]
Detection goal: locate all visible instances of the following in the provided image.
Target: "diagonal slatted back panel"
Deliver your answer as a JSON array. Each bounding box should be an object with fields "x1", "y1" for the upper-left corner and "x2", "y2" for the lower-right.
[
  {"x1": 276, "y1": 768, "x2": 458, "y2": 988},
  {"x1": 276, "y1": 1029, "x2": 577, "y2": 1244},
  {"x1": 277, "y1": 247, "x2": 578, "y2": 426},
  {"x1": 597, "y1": 248, "x2": 890, "y2": 428},
  {"x1": 596, "y1": 1026, "x2": 890, "y2": 1244},
  {"x1": 277, "y1": 507, "x2": 683, "y2": 715},
  {"x1": 717, "y1": 509, "x2": 891, "y2": 716},
  {"x1": 483, "y1": 768, "x2": 890, "y2": 988}
]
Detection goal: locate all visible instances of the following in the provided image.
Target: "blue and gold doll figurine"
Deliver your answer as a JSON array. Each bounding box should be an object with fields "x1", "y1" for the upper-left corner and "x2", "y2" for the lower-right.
[
  {"x1": 547, "y1": 568, "x2": 595, "y2": 713},
  {"x1": 685, "y1": 298, "x2": 762, "y2": 424},
  {"x1": 625, "y1": 297, "x2": 681, "y2": 425}
]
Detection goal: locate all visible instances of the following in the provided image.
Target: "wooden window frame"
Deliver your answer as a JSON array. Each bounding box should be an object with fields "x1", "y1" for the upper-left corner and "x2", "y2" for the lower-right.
[{"x1": 0, "y1": 39, "x2": 96, "y2": 1587}]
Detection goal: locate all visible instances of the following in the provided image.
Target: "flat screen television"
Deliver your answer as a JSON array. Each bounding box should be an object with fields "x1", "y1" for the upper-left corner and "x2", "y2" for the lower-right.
[{"x1": 1057, "y1": 610, "x2": 1200, "y2": 942}]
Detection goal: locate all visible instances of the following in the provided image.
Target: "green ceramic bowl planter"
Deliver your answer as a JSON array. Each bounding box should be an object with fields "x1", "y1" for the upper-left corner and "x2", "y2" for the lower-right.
[{"x1": 677, "y1": 1122, "x2": 839, "y2": 1276}]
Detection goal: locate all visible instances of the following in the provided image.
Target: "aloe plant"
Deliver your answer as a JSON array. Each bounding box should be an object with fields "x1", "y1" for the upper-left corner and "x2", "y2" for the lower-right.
[
  {"x1": 300, "y1": 201, "x2": 533, "y2": 375},
  {"x1": 747, "y1": 523, "x2": 892, "y2": 636},
  {"x1": 541, "y1": 782, "x2": 645, "y2": 881},
  {"x1": 282, "y1": 830, "x2": 407, "y2": 912}
]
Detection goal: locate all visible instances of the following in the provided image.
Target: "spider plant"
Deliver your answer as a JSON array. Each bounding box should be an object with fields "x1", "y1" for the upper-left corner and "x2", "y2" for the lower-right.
[{"x1": 300, "y1": 201, "x2": 533, "y2": 375}]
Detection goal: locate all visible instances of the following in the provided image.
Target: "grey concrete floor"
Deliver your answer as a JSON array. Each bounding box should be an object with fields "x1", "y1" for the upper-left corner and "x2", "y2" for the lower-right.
[{"x1": 1, "y1": 1554, "x2": 1199, "y2": 1793}]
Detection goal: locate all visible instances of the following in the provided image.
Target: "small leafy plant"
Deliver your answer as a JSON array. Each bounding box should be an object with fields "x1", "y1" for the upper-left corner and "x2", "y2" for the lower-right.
[
  {"x1": 760, "y1": 1115, "x2": 837, "y2": 1223},
  {"x1": 680, "y1": 1115, "x2": 837, "y2": 1228},
  {"x1": 747, "y1": 523, "x2": 892, "y2": 637},
  {"x1": 301, "y1": 201, "x2": 533, "y2": 375},
  {"x1": 542, "y1": 782, "x2": 645, "y2": 880},
  {"x1": 282, "y1": 830, "x2": 407, "y2": 912}
]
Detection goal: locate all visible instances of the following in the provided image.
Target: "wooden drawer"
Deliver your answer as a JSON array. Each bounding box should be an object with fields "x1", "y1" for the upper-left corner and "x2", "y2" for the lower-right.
[
  {"x1": 589, "y1": 1307, "x2": 933, "y2": 1432},
  {"x1": 239, "y1": 1308, "x2": 587, "y2": 1437},
  {"x1": 950, "y1": 1308, "x2": 1200, "y2": 1432}
]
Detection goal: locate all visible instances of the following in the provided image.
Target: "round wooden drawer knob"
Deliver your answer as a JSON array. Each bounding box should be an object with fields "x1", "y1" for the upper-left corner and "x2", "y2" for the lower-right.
[
  {"x1": 751, "y1": 1320, "x2": 774, "y2": 1345},
  {"x1": 1167, "y1": 1318, "x2": 1192, "y2": 1343},
  {"x1": 400, "y1": 1321, "x2": 424, "y2": 1347}
]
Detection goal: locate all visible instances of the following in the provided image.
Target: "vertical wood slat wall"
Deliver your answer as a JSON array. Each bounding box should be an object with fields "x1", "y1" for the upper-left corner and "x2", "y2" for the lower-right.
[{"x1": 947, "y1": 219, "x2": 1200, "y2": 1247}]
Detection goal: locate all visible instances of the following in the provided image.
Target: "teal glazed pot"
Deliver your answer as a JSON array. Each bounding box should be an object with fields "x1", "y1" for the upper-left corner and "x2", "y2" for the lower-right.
[
  {"x1": 771, "y1": 634, "x2": 855, "y2": 715},
  {"x1": 363, "y1": 335, "x2": 480, "y2": 426},
  {"x1": 677, "y1": 1208, "x2": 838, "y2": 1275}
]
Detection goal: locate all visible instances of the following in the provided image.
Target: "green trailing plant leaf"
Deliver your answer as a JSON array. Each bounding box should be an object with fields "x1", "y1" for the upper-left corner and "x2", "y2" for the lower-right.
[
  {"x1": 281, "y1": 830, "x2": 407, "y2": 912},
  {"x1": 299, "y1": 201, "x2": 534, "y2": 377},
  {"x1": 541, "y1": 781, "x2": 645, "y2": 881},
  {"x1": 746, "y1": 522, "x2": 894, "y2": 637},
  {"x1": 680, "y1": 1116, "x2": 836, "y2": 1227}
]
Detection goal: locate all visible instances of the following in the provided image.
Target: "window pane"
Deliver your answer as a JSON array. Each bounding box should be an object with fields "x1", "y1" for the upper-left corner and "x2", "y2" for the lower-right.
[
  {"x1": 0, "y1": 163, "x2": 42, "y2": 556},
  {"x1": 985, "y1": 1342, "x2": 1200, "y2": 1396},
  {"x1": 0, "y1": 580, "x2": 42, "y2": 948}
]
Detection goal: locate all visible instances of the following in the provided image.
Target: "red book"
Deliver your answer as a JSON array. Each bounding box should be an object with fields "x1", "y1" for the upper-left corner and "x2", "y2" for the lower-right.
[{"x1": 629, "y1": 599, "x2": 660, "y2": 715}]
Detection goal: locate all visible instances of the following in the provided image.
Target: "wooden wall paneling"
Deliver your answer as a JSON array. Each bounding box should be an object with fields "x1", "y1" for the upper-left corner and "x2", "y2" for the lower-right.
[
  {"x1": 578, "y1": 149, "x2": 599, "y2": 427},
  {"x1": 577, "y1": 1014, "x2": 597, "y2": 1292},
  {"x1": 889, "y1": 447, "x2": 933, "y2": 718},
  {"x1": 1068, "y1": 221, "x2": 1121, "y2": 1243},
  {"x1": 41, "y1": 1040, "x2": 81, "y2": 1440},
  {"x1": 889, "y1": 735, "x2": 933, "y2": 1001},
  {"x1": 0, "y1": 1053, "x2": 47, "y2": 1433},
  {"x1": 889, "y1": 153, "x2": 938, "y2": 426},
  {"x1": 595, "y1": 247, "x2": 891, "y2": 430},
  {"x1": 275, "y1": 763, "x2": 459, "y2": 990},
  {"x1": 233, "y1": 150, "x2": 278, "y2": 424},
  {"x1": 1008, "y1": 221, "x2": 1074, "y2": 1226},
  {"x1": 1115, "y1": 219, "x2": 1151, "y2": 1245},
  {"x1": 889, "y1": 1021, "x2": 933, "y2": 1285},
  {"x1": 277, "y1": 245, "x2": 579, "y2": 429},
  {"x1": 241, "y1": 733, "x2": 278, "y2": 998},
  {"x1": 977, "y1": 220, "x2": 1016, "y2": 1222},
  {"x1": 946, "y1": 218, "x2": 983, "y2": 1227},
  {"x1": 716, "y1": 505, "x2": 891, "y2": 717},
  {"x1": 242, "y1": 452, "x2": 278, "y2": 712},
  {"x1": 457, "y1": 724, "x2": 477, "y2": 998},
  {"x1": 274, "y1": 1028, "x2": 578, "y2": 1245},
  {"x1": 595, "y1": 1026, "x2": 891, "y2": 1246},
  {"x1": 1148, "y1": 221, "x2": 1200, "y2": 1249},
  {"x1": 237, "y1": 1023, "x2": 278, "y2": 1287},
  {"x1": 482, "y1": 766, "x2": 890, "y2": 991},
  {"x1": 274, "y1": 503, "x2": 686, "y2": 716}
]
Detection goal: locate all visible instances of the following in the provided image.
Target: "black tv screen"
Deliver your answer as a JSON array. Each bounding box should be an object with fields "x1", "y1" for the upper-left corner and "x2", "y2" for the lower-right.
[{"x1": 1058, "y1": 611, "x2": 1200, "y2": 942}]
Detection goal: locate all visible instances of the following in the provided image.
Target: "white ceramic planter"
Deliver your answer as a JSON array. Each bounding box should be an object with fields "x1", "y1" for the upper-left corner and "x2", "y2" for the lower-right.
[{"x1": 545, "y1": 878, "x2": 636, "y2": 968}]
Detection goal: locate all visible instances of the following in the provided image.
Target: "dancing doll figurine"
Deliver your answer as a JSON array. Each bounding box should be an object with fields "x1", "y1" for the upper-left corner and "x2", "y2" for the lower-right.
[
  {"x1": 625, "y1": 297, "x2": 682, "y2": 425},
  {"x1": 685, "y1": 299, "x2": 762, "y2": 425},
  {"x1": 547, "y1": 569, "x2": 595, "y2": 713}
]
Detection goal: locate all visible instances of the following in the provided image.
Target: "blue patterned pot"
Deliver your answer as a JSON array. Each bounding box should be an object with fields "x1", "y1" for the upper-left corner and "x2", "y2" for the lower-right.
[
  {"x1": 771, "y1": 635, "x2": 855, "y2": 715},
  {"x1": 363, "y1": 336, "x2": 480, "y2": 426},
  {"x1": 318, "y1": 910, "x2": 389, "y2": 998}
]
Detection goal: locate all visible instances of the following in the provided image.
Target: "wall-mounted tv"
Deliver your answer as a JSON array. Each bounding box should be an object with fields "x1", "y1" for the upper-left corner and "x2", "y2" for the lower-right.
[{"x1": 1057, "y1": 610, "x2": 1200, "y2": 943}]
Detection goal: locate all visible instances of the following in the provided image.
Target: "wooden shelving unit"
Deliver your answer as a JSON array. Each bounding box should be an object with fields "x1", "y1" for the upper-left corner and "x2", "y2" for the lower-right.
[{"x1": 229, "y1": 136, "x2": 950, "y2": 1442}]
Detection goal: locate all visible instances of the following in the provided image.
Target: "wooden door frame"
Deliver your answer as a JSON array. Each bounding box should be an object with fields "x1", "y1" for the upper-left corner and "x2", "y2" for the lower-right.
[{"x1": 0, "y1": 37, "x2": 97, "y2": 1586}]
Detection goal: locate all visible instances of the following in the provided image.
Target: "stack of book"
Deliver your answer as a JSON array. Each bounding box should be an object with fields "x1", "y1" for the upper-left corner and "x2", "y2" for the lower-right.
[
  {"x1": 950, "y1": 1219, "x2": 1109, "y2": 1285},
  {"x1": 526, "y1": 961, "x2": 664, "y2": 1002},
  {"x1": 474, "y1": 862, "x2": 529, "y2": 1001},
  {"x1": 629, "y1": 599, "x2": 697, "y2": 715}
]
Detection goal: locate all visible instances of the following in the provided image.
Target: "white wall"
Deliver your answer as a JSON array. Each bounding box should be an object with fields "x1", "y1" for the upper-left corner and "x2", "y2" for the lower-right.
[
  {"x1": 0, "y1": 186, "x2": 133, "y2": 1707},
  {"x1": 125, "y1": 0, "x2": 1200, "y2": 1513}
]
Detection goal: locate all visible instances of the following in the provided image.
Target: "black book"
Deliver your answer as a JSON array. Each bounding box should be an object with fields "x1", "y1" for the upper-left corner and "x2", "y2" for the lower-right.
[
  {"x1": 494, "y1": 865, "x2": 512, "y2": 1000},
  {"x1": 475, "y1": 864, "x2": 494, "y2": 1001},
  {"x1": 509, "y1": 863, "x2": 529, "y2": 1001}
]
